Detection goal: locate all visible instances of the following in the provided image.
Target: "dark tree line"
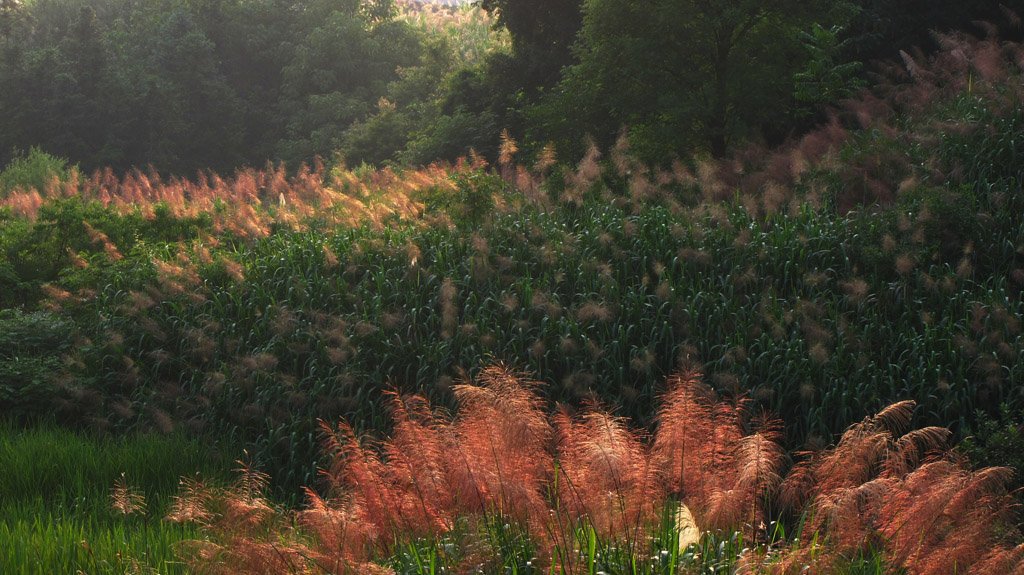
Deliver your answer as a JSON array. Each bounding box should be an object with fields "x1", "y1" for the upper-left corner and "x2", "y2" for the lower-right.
[
  {"x1": 455, "y1": 0, "x2": 1024, "y2": 163},
  {"x1": 0, "y1": 0, "x2": 422, "y2": 174},
  {"x1": 1, "y1": 0, "x2": 1022, "y2": 176}
]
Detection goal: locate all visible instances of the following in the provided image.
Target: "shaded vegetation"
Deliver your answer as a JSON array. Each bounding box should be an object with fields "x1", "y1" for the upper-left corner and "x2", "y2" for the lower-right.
[
  {"x1": 3, "y1": 2, "x2": 1024, "y2": 573},
  {"x1": 1, "y1": 29, "x2": 1023, "y2": 493}
]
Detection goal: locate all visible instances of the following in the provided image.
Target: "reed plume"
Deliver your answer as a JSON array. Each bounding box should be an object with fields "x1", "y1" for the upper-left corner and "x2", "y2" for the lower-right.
[
  {"x1": 771, "y1": 400, "x2": 1024, "y2": 574},
  {"x1": 110, "y1": 472, "x2": 146, "y2": 517},
  {"x1": 554, "y1": 403, "x2": 659, "y2": 540},
  {"x1": 169, "y1": 370, "x2": 1024, "y2": 575},
  {"x1": 449, "y1": 363, "x2": 553, "y2": 526}
]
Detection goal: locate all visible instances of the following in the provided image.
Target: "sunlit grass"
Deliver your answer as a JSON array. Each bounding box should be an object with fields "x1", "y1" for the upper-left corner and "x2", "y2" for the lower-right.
[{"x1": 0, "y1": 423, "x2": 238, "y2": 575}]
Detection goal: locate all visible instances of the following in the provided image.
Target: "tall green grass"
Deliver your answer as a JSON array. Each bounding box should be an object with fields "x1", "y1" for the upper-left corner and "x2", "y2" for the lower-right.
[{"x1": 0, "y1": 423, "x2": 238, "y2": 575}]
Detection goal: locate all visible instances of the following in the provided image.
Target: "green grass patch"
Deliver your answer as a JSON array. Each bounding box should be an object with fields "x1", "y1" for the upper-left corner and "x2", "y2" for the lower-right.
[{"x1": 0, "y1": 423, "x2": 239, "y2": 575}]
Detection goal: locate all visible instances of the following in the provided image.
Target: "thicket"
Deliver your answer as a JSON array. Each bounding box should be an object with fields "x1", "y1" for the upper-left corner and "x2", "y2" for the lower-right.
[{"x1": 2, "y1": 30, "x2": 1023, "y2": 492}]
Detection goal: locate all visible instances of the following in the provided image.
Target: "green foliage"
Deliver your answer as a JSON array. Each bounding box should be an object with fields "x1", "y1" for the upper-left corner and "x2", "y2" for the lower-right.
[
  {"x1": 938, "y1": 99, "x2": 1024, "y2": 201},
  {"x1": 0, "y1": 424, "x2": 238, "y2": 575},
  {"x1": 2, "y1": 198, "x2": 94, "y2": 287},
  {"x1": 385, "y1": 521, "x2": 750, "y2": 575},
  {"x1": 535, "y1": 0, "x2": 852, "y2": 161},
  {"x1": 0, "y1": 195, "x2": 212, "y2": 307},
  {"x1": 340, "y1": 101, "x2": 413, "y2": 167},
  {"x1": 0, "y1": 309, "x2": 73, "y2": 423},
  {"x1": 479, "y1": 0, "x2": 583, "y2": 89},
  {"x1": 794, "y1": 24, "x2": 866, "y2": 108},
  {"x1": 0, "y1": 356, "x2": 64, "y2": 423},
  {"x1": 340, "y1": 8, "x2": 513, "y2": 168},
  {"x1": 0, "y1": 147, "x2": 72, "y2": 195},
  {"x1": 0, "y1": 0, "x2": 424, "y2": 173},
  {"x1": 959, "y1": 404, "x2": 1024, "y2": 493},
  {"x1": 0, "y1": 211, "x2": 32, "y2": 306},
  {"x1": 0, "y1": 308, "x2": 74, "y2": 358},
  {"x1": 402, "y1": 108, "x2": 500, "y2": 165},
  {"x1": 277, "y1": 4, "x2": 423, "y2": 166},
  {"x1": 1, "y1": 0, "x2": 1020, "y2": 174},
  {"x1": 448, "y1": 165, "x2": 502, "y2": 225}
]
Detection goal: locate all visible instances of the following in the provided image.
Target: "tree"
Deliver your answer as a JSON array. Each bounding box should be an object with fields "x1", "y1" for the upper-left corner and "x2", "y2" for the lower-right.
[
  {"x1": 0, "y1": 0, "x2": 30, "y2": 45},
  {"x1": 148, "y1": 7, "x2": 244, "y2": 171},
  {"x1": 537, "y1": 0, "x2": 851, "y2": 160},
  {"x1": 59, "y1": 6, "x2": 108, "y2": 162},
  {"x1": 478, "y1": 0, "x2": 583, "y2": 89},
  {"x1": 276, "y1": 0, "x2": 422, "y2": 166}
]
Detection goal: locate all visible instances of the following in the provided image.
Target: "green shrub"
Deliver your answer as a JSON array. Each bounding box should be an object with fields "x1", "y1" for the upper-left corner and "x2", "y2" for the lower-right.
[
  {"x1": 0, "y1": 308, "x2": 73, "y2": 359},
  {"x1": 0, "y1": 309, "x2": 74, "y2": 423},
  {"x1": 400, "y1": 109, "x2": 499, "y2": 165},
  {"x1": 0, "y1": 147, "x2": 73, "y2": 195},
  {"x1": 959, "y1": 404, "x2": 1024, "y2": 498}
]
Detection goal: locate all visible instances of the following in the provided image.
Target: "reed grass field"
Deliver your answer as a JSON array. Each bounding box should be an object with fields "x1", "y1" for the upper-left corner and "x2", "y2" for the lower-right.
[{"x1": 1, "y1": 9, "x2": 1024, "y2": 575}]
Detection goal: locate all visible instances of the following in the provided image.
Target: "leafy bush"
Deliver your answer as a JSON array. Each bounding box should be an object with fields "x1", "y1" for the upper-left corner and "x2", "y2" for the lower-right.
[
  {"x1": 0, "y1": 356, "x2": 65, "y2": 424},
  {"x1": 419, "y1": 165, "x2": 502, "y2": 226},
  {"x1": 959, "y1": 404, "x2": 1024, "y2": 496},
  {"x1": 401, "y1": 109, "x2": 500, "y2": 165},
  {"x1": 0, "y1": 147, "x2": 73, "y2": 195},
  {"x1": 0, "y1": 309, "x2": 74, "y2": 423},
  {"x1": 793, "y1": 24, "x2": 866, "y2": 109},
  {"x1": 0, "y1": 308, "x2": 73, "y2": 359}
]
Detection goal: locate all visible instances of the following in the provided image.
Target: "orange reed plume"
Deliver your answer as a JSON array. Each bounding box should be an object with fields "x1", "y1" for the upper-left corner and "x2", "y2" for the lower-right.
[
  {"x1": 381, "y1": 389, "x2": 455, "y2": 533},
  {"x1": 651, "y1": 370, "x2": 716, "y2": 498},
  {"x1": 110, "y1": 472, "x2": 146, "y2": 517},
  {"x1": 651, "y1": 369, "x2": 775, "y2": 532},
  {"x1": 168, "y1": 369, "x2": 1024, "y2": 575},
  {"x1": 448, "y1": 363, "x2": 553, "y2": 525},
  {"x1": 165, "y1": 475, "x2": 213, "y2": 524},
  {"x1": 553, "y1": 403, "x2": 660, "y2": 541},
  {"x1": 319, "y1": 418, "x2": 408, "y2": 544},
  {"x1": 768, "y1": 400, "x2": 1024, "y2": 575}
]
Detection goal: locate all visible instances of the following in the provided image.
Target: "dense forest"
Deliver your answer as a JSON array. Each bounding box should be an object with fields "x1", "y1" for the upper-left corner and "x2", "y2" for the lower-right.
[
  {"x1": 3, "y1": 0, "x2": 1024, "y2": 574},
  {"x1": 2, "y1": 0, "x2": 1021, "y2": 174}
]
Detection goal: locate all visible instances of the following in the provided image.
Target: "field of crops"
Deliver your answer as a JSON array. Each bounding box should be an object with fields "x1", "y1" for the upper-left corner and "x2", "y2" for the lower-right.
[{"x1": 2, "y1": 30, "x2": 1024, "y2": 575}]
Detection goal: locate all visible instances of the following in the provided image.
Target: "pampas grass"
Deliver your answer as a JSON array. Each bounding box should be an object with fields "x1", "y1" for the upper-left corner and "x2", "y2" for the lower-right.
[{"x1": 163, "y1": 365, "x2": 1024, "y2": 574}]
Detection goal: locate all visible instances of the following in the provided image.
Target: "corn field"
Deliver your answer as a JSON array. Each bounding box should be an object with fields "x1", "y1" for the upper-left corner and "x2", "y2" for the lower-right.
[{"x1": 1, "y1": 28, "x2": 1024, "y2": 574}]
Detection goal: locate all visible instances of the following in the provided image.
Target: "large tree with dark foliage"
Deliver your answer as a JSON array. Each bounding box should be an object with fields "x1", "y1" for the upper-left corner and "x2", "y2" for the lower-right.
[
  {"x1": 530, "y1": 0, "x2": 848, "y2": 161},
  {"x1": 0, "y1": 0, "x2": 420, "y2": 174},
  {"x1": 478, "y1": 0, "x2": 583, "y2": 90}
]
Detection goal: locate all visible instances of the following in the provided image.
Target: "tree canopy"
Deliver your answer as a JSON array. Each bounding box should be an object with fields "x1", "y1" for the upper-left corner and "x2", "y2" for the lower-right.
[{"x1": 1, "y1": 0, "x2": 1021, "y2": 173}]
